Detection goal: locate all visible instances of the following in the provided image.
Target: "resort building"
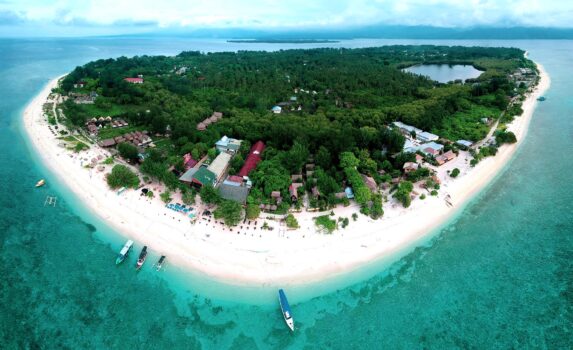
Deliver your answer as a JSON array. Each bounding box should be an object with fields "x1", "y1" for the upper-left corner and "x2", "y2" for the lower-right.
[
  {"x1": 421, "y1": 142, "x2": 444, "y2": 157},
  {"x1": 218, "y1": 182, "x2": 249, "y2": 204},
  {"x1": 289, "y1": 183, "x2": 303, "y2": 201},
  {"x1": 393, "y1": 121, "x2": 423, "y2": 136},
  {"x1": 435, "y1": 150, "x2": 457, "y2": 165},
  {"x1": 237, "y1": 141, "x2": 265, "y2": 177},
  {"x1": 124, "y1": 77, "x2": 144, "y2": 84},
  {"x1": 183, "y1": 153, "x2": 198, "y2": 170},
  {"x1": 272, "y1": 106, "x2": 282, "y2": 114},
  {"x1": 362, "y1": 174, "x2": 378, "y2": 192},
  {"x1": 215, "y1": 136, "x2": 242, "y2": 154},
  {"x1": 179, "y1": 166, "x2": 217, "y2": 188},
  {"x1": 403, "y1": 162, "x2": 419, "y2": 173},
  {"x1": 417, "y1": 131, "x2": 439, "y2": 143},
  {"x1": 207, "y1": 152, "x2": 233, "y2": 183},
  {"x1": 456, "y1": 140, "x2": 473, "y2": 148}
]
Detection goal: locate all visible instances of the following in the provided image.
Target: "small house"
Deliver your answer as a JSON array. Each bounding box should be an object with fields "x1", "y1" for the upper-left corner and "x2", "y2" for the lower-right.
[
  {"x1": 403, "y1": 162, "x2": 419, "y2": 173},
  {"x1": 124, "y1": 77, "x2": 144, "y2": 84},
  {"x1": 272, "y1": 106, "x2": 282, "y2": 114}
]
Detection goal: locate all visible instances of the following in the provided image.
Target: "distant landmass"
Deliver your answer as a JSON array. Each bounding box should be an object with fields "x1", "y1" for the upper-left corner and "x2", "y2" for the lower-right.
[
  {"x1": 227, "y1": 39, "x2": 340, "y2": 44},
  {"x1": 126, "y1": 25, "x2": 573, "y2": 40}
]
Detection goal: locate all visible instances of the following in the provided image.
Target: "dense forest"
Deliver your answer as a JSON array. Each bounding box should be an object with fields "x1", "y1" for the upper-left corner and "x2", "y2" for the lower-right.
[{"x1": 59, "y1": 45, "x2": 534, "y2": 216}]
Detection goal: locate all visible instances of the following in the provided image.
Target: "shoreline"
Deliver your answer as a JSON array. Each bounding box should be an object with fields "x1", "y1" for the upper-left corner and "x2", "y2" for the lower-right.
[{"x1": 22, "y1": 64, "x2": 550, "y2": 287}]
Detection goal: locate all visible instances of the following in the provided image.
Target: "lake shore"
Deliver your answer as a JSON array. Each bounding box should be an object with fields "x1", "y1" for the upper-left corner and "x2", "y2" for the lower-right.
[{"x1": 22, "y1": 64, "x2": 550, "y2": 287}]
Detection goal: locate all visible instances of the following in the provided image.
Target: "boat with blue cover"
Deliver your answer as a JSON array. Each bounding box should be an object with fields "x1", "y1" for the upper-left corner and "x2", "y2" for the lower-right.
[
  {"x1": 278, "y1": 289, "x2": 294, "y2": 331},
  {"x1": 115, "y1": 240, "x2": 134, "y2": 265}
]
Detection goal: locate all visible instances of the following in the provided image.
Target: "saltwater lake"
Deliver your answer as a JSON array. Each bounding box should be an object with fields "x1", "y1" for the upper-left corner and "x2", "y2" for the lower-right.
[
  {"x1": 404, "y1": 64, "x2": 483, "y2": 83},
  {"x1": 1, "y1": 38, "x2": 571, "y2": 349}
]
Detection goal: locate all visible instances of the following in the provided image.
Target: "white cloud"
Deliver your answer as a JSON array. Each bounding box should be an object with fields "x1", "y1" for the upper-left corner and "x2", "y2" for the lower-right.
[{"x1": 0, "y1": 0, "x2": 572, "y2": 30}]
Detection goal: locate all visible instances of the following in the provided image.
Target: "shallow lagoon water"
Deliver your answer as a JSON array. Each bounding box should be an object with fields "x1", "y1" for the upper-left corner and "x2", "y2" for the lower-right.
[
  {"x1": 1, "y1": 38, "x2": 571, "y2": 349},
  {"x1": 404, "y1": 64, "x2": 483, "y2": 83}
]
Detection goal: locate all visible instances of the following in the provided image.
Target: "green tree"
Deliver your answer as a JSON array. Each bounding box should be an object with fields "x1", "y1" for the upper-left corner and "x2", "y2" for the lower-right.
[
  {"x1": 214, "y1": 200, "x2": 243, "y2": 226},
  {"x1": 200, "y1": 185, "x2": 220, "y2": 205},
  {"x1": 182, "y1": 189, "x2": 196, "y2": 205},
  {"x1": 315, "y1": 215, "x2": 337, "y2": 233},
  {"x1": 285, "y1": 214, "x2": 299, "y2": 228},
  {"x1": 160, "y1": 191, "x2": 172, "y2": 203},
  {"x1": 283, "y1": 142, "x2": 309, "y2": 173},
  {"x1": 106, "y1": 165, "x2": 139, "y2": 189},
  {"x1": 340, "y1": 151, "x2": 359, "y2": 169},
  {"x1": 450, "y1": 168, "x2": 460, "y2": 178},
  {"x1": 117, "y1": 142, "x2": 139, "y2": 162},
  {"x1": 246, "y1": 204, "x2": 261, "y2": 220},
  {"x1": 394, "y1": 181, "x2": 413, "y2": 208},
  {"x1": 315, "y1": 146, "x2": 332, "y2": 170},
  {"x1": 370, "y1": 194, "x2": 384, "y2": 219}
]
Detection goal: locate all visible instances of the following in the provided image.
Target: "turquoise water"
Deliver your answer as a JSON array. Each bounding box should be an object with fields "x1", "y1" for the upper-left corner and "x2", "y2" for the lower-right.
[
  {"x1": 404, "y1": 64, "x2": 483, "y2": 83},
  {"x1": 1, "y1": 38, "x2": 572, "y2": 349}
]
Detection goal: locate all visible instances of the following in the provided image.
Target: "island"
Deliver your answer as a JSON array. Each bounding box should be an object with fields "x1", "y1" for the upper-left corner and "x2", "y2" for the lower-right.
[
  {"x1": 227, "y1": 39, "x2": 340, "y2": 43},
  {"x1": 23, "y1": 46, "x2": 549, "y2": 285}
]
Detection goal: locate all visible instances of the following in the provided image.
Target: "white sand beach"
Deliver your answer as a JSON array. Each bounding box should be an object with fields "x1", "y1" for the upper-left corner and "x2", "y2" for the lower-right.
[{"x1": 22, "y1": 64, "x2": 550, "y2": 286}]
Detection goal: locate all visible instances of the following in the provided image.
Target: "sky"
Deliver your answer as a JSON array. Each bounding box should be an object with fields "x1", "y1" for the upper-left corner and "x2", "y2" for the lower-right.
[{"x1": 1, "y1": 0, "x2": 572, "y2": 37}]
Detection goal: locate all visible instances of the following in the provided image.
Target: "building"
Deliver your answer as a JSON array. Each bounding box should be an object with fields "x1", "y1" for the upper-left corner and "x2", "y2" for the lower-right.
[
  {"x1": 393, "y1": 121, "x2": 423, "y2": 136},
  {"x1": 183, "y1": 153, "x2": 198, "y2": 170},
  {"x1": 435, "y1": 150, "x2": 457, "y2": 165},
  {"x1": 344, "y1": 187, "x2": 355, "y2": 199},
  {"x1": 403, "y1": 162, "x2": 419, "y2": 173},
  {"x1": 218, "y1": 182, "x2": 249, "y2": 204},
  {"x1": 238, "y1": 141, "x2": 265, "y2": 177},
  {"x1": 124, "y1": 77, "x2": 144, "y2": 84},
  {"x1": 421, "y1": 142, "x2": 444, "y2": 157},
  {"x1": 215, "y1": 136, "x2": 242, "y2": 154},
  {"x1": 417, "y1": 131, "x2": 439, "y2": 143},
  {"x1": 403, "y1": 139, "x2": 418, "y2": 153},
  {"x1": 207, "y1": 152, "x2": 233, "y2": 183},
  {"x1": 456, "y1": 140, "x2": 473, "y2": 148},
  {"x1": 179, "y1": 167, "x2": 216, "y2": 188},
  {"x1": 362, "y1": 174, "x2": 378, "y2": 192},
  {"x1": 272, "y1": 106, "x2": 282, "y2": 114},
  {"x1": 289, "y1": 183, "x2": 303, "y2": 201}
]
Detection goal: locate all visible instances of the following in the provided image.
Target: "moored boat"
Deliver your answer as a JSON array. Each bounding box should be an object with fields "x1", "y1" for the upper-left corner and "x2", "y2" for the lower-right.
[
  {"x1": 136, "y1": 246, "x2": 148, "y2": 270},
  {"x1": 115, "y1": 240, "x2": 134, "y2": 265},
  {"x1": 278, "y1": 289, "x2": 295, "y2": 331},
  {"x1": 154, "y1": 255, "x2": 166, "y2": 271},
  {"x1": 35, "y1": 179, "x2": 45, "y2": 187}
]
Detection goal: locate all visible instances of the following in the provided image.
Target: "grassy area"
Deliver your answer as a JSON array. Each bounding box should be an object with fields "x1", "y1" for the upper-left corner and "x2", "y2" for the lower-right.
[
  {"x1": 435, "y1": 104, "x2": 500, "y2": 142},
  {"x1": 77, "y1": 101, "x2": 132, "y2": 118},
  {"x1": 152, "y1": 138, "x2": 175, "y2": 153},
  {"x1": 97, "y1": 125, "x2": 146, "y2": 140}
]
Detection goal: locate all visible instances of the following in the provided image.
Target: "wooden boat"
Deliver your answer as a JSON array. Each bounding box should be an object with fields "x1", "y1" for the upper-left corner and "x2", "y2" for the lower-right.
[
  {"x1": 35, "y1": 179, "x2": 45, "y2": 187},
  {"x1": 154, "y1": 255, "x2": 166, "y2": 271},
  {"x1": 279, "y1": 289, "x2": 295, "y2": 331},
  {"x1": 135, "y1": 246, "x2": 148, "y2": 270}
]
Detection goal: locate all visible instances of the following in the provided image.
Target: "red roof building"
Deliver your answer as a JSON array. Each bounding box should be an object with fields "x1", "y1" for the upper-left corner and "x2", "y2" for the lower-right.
[
  {"x1": 238, "y1": 141, "x2": 265, "y2": 177},
  {"x1": 183, "y1": 153, "x2": 198, "y2": 170},
  {"x1": 124, "y1": 77, "x2": 144, "y2": 84}
]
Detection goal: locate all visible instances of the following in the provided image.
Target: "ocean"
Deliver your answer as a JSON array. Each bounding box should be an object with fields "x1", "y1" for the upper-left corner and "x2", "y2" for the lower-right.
[{"x1": 0, "y1": 38, "x2": 571, "y2": 349}]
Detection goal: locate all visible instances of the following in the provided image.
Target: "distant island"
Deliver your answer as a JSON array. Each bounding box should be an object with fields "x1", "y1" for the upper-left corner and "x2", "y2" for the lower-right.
[
  {"x1": 227, "y1": 39, "x2": 340, "y2": 43},
  {"x1": 23, "y1": 45, "x2": 548, "y2": 284}
]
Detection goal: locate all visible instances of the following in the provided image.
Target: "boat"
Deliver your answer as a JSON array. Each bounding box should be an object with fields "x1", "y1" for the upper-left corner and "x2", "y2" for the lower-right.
[
  {"x1": 135, "y1": 246, "x2": 148, "y2": 270},
  {"x1": 35, "y1": 179, "x2": 45, "y2": 187},
  {"x1": 115, "y1": 240, "x2": 134, "y2": 265},
  {"x1": 278, "y1": 289, "x2": 295, "y2": 331},
  {"x1": 537, "y1": 96, "x2": 546, "y2": 101},
  {"x1": 154, "y1": 255, "x2": 166, "y2": 271}
]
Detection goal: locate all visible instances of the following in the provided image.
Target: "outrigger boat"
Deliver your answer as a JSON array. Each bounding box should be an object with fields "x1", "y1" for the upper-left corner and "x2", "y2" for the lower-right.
[
  {"x1": 278, "y1": 289, "x2": 295, "y2": 331},
  {"x1": 153, "y1": 255, "x2": 166, "y2": 271},
  {"x1": 115, "y1": 240, "x2": 134, "y2": 265},
  {"x1": 35, "y1": 179, "x2": 45, "y2": 187},
  {"x1": 135, "y1": 246, "x2": 148, "y2": 270}
]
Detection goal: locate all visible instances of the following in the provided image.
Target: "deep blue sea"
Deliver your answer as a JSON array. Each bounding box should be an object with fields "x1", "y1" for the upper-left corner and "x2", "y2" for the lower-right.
[{"x1": 0, "y1": 38, "x2": 571, "y2": 349}]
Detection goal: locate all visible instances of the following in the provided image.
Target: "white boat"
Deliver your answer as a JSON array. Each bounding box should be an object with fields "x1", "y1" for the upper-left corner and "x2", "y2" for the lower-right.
[
  {"x1": 35, "y1": 179, "x2": 45, "y2": 187},
  {"x1": 116, "y1": 240, "x2": 134, "y2": 265},
  {"x1": 279, "y1": 289, "x2": 295, "y2": 331}
]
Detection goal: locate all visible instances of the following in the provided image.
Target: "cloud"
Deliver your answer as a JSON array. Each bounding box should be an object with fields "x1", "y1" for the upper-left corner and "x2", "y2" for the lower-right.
[{"x1": 0, "y1": 0, "x2": 572, "y2": 33}]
